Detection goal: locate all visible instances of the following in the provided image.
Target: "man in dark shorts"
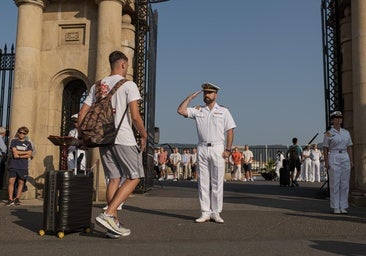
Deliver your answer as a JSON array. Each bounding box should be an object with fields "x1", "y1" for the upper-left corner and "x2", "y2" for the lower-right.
[
  {"x1": 6, "y1": 126, "x2": 33, "y2": 206},
  {"x1": 286, "y1": 137, "x2": 302, "y2": 187},
  {"x1": 242, "y1": 145, "x2": 254, "y2": 181}
]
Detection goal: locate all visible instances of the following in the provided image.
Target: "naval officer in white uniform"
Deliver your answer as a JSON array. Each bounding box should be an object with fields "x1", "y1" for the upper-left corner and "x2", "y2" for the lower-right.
[
  {"x1": 323, "y1": 111, "x2": 353, "y2": 214},
  {"x1": 177, "y1": 82, "x2": 236, "y2": 223}
]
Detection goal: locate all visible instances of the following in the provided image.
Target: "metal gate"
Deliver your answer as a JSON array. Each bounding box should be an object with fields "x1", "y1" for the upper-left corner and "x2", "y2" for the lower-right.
[
  {"x1": 0, "y1": 44, "x2": 15, "y2": 132},
  {"x1": 134, "y1": 0, "x2": 161, "y2": 192},
  {"x1": 321, "y1": 0, "x2": 343, "y2": 128},
  {"x1": 0, "y1": 44, "x2": 15, "y2": 188}
]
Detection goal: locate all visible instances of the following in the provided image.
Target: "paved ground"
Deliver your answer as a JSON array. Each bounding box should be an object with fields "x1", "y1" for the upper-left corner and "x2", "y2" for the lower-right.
[{"x1": 0, "y1": 180, "x2": 366, "y2": 256}]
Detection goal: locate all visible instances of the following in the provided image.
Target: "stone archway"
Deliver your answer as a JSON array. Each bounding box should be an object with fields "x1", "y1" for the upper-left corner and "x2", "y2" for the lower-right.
[{"x1": 51, "y1": 69, "x2": 90, "y2": 170}]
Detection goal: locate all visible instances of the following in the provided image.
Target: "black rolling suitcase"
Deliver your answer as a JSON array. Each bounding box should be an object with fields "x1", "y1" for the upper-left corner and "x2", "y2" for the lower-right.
[
  {"x1": 39, "y1": 170, "x2": 94, "y2": 238},
  {"x1": 279, "y1": 159, "x2": 291, "y2": 187}
]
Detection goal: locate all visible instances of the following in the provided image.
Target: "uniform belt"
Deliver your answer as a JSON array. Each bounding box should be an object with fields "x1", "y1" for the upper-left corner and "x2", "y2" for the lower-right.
[
  {"x1": 330, "y1": 150, "x2": 346, "y2": 154},
  {"x1": 199, "y1": 142, "x2": 223, "y2": 147}
]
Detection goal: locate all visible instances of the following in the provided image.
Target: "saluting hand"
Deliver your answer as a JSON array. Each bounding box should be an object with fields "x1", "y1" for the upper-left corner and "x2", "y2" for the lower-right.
[{"x1": 189, "y1": 90, "x2": 202, "y2": 100}]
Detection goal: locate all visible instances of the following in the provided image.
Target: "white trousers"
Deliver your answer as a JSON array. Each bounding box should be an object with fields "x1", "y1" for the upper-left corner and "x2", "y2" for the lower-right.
[
  {"x1": 311, "y1": 160, "x2": 321, "y2": 182},
  {"x1": 232, "y1": 164, "x2": 241, "y2": 180},
  {"x1": 197, "y1": 144, "x2": 225, "y2": 214},
  {"x1": 302, "y1": 159, "x2": 312, "y2": 182},
  {"x1": 275, "y1": 163, "x2": 282, "y2": 178},
  {"x1": 328, "y1": 152, "x2": 351, "y2": 209}
]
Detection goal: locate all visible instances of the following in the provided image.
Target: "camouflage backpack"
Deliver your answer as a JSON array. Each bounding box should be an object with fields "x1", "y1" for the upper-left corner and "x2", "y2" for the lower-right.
[{"x1": 80, "y1": 79, "x2": 128, "y2": 148}]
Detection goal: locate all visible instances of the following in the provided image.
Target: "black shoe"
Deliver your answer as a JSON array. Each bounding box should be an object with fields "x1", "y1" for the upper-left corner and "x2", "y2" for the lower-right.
[
  {"x1": 293, "y1": 181, "x2": 299, "y2": 187},
  {"x1": 14, "y1": 198, "x2": 21, "y2": 205},
  {"x1": 6, "y1": 200, "x2": 14, "y2": 206}
]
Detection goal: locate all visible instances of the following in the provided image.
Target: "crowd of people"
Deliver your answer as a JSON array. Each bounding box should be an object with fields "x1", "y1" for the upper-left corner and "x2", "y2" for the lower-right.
[
  {"x1": 154, "y1": 147, "x2": 198, "y2": 181},
  {"x1": 154, "y1": 144, "x2": 257, "y2": 183},
  {"x1": 275, "y1": 143, "x2": 326, "y2": 184}
]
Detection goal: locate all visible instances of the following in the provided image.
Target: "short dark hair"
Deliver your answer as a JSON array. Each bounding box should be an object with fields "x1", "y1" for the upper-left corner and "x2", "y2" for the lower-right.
[
  {"x1": 292, "y1": 138, "x2": 298, "y2": 144},
  {"x1": 17, "y1": 126, "x2": 29, "y2": 134},
  {"x1": 109, "y1": 51, "x2": 128, "y2": 69}
]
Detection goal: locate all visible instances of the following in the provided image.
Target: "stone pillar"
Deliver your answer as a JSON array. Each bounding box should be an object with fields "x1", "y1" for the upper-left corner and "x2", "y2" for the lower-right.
[
  {"x1": 11, "y1": 0, "x2": 45, "y2": 199},
  {"x1": 12, "y1": 0, "x2": 44, "y2": 134},
  {"x1": 95, "y1": 0, "x2": 124, "y2": 80},
  {"x1": 93, "y1": 0, "x2": 124, "y2": 200},
  {"x1": 351, "y1": 0, "x2": 366, "y2": 204},
  {"x1": 121, "y1": 13, "x2": 136, "y2": 80},
  {"x1": 339, "y1": 5, "x2": 355, "y2": 188}
]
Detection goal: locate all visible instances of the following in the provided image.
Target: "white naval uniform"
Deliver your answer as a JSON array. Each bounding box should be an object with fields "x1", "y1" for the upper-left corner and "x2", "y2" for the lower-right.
[
  {"x1": 67, "y1": 128, "x2": 86, "y2": 170},
  {"x1": 323, "y1": 127, "x2": 353, "y2": 210},
  {"x1": 187, "y1": 103, "x2": 236, "y2": 214},
  {"x1": 301, "y1": 149, "x2": 312, "y2": 182},
  {"x1": 275, "y1": 153, "x2": 285, "y2": 178},
  {"x1": 310, "y1": 149, "x2": 322, "y2": 182}
]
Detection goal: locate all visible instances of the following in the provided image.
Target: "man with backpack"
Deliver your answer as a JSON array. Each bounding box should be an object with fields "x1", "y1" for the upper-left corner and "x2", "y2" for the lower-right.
[
  {"x1": 78, "y1": 51, "x2": 147, "y2": 238},
  {"x1": 286, "y1": 137, "x2": 302, "y2": 187}
]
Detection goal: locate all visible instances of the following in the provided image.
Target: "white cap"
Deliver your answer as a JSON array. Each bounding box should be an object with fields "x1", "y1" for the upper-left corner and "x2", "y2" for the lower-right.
[
  {"x1": 330, "y1": 111, "x2": 342, "y2": 118},
  {"x1": 201, "y1": 82, "x2": 221, "y2": 92}
]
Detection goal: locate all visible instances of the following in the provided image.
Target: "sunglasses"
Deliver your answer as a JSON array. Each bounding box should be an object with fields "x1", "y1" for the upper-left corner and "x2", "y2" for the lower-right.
[{"x1": 18, "y1": 131, "x2": 28, "y2": 135}]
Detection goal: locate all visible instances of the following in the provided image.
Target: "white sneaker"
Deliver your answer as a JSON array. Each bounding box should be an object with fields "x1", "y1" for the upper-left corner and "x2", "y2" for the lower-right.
[
  {"x1": 243, "y1": 178, "x2": 247, "y2": 182},
  {"x1": 333, "y1": 208, "x2": 341, "y2": 214},
  {"x1": 96, "y1": 213, "x2": 131, "y2": 236},
  {"x1": 340, "y1": 208, "x2": 348, "y2": 214},
  {"x1": 211, "y1": 213, "x2": 224, "y2": 223},
  {"x1": 158, "y1": 177, "x2": 164, "y2": 181},
  {"x1": 195, "y1": 213, "x2": 211, "y2": 223}
]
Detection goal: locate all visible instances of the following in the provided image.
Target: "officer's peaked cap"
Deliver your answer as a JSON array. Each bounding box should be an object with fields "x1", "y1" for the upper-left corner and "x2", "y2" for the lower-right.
[
  {"x1": 201, "y1": 82, "x2": 220, "y2": 92},
  {"x1": 330, "y1": 111, "x2": 343, "y2": 118}
]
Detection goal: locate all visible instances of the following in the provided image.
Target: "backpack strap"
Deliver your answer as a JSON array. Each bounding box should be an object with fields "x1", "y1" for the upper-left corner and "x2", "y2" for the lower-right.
[
  {"x1": 110, "y1": 79, "x2": 129, "y2": 135},
  {"x1": 107, "y1": 79, "x2": 128, "y2": 98}
]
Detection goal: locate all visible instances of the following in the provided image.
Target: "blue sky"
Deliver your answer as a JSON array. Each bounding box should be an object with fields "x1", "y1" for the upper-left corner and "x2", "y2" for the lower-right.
[{"x1": 0, "y1": 0, "x2": 325, "y2": 146}]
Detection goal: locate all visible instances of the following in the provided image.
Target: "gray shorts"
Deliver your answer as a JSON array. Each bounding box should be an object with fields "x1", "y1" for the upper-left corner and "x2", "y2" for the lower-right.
[{"x1": 99, "y1": 144, "x2": 145, "y2": 180}]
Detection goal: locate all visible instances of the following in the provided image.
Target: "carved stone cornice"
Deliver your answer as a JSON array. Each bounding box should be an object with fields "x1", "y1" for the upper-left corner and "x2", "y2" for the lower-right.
[
  {"x1": 94, "y1": 0, "x2": 132, "y2": 5},
  {"x1": 14, "y1": 0, "x2": 45, "y2": 8}
]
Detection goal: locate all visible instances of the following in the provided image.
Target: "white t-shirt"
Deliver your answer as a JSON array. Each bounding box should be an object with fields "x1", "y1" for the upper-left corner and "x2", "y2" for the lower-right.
[
  {"x1": 84, "y1": 74, "x2": 141, "y2": 146},
  {"x1": 243, "y1": 150, "x2": 254, "y2": 163}
]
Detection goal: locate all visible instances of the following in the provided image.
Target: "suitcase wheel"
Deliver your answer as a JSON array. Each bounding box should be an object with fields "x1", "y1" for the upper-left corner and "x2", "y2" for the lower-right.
[
  {"x1": 84, "y1": 227, "x2": 91, "y2": 233},
  {"x1": 57, "y1": 231, "x2": 65, "y2": 239},
  {"x1": 38, "y1": 229, "x2": 45, "y2": 236}
]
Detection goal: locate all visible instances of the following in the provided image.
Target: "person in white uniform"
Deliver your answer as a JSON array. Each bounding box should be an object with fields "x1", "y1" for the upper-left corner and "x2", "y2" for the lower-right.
[
  {"x1": 323, "y1": 111, "x2": 353, "y2": 214},
  {"x1": 67, "y1": 114, "x2": 86, "y2": 171},
  {"x1": 301, "y1": 145, "x2": 312, "y2": 182},
  {"x1": 310, "y1": 144, "x2": 322, "y2": 182},
  {"x1": 177, "y1": 82, "x2": 236, "y2": 223},
  {"x1": 275, "y1": 151, "x2": 285, "y2": 180}
]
